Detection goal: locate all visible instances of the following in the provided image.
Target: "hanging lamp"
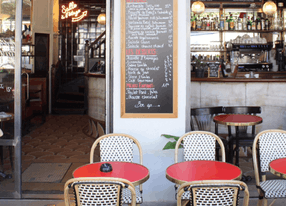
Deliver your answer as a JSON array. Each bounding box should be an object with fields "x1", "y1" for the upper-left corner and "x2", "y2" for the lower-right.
[
  {"x1": 262, "y1": 1, "x2": 277, "y2": 15},
  {"x1": 97, "y1": 13, "x2": 106, "y2": 25},
  {"x1": 192, "y1": 1, "x2": 205, "y2": 14}
]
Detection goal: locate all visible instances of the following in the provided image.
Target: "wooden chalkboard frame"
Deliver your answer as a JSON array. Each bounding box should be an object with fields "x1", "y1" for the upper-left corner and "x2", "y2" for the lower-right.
[{"x1": 121, "y1": 0, "x2": 178, "y2": 118}]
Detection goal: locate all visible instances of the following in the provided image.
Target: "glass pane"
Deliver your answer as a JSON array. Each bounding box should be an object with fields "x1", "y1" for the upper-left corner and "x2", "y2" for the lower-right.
[
  {"x1": 0, "y1": 0, "x2": 29, "y2": 198},
  {"x1": 0, "y1": 0, "x2": 17, "y2": 196}
]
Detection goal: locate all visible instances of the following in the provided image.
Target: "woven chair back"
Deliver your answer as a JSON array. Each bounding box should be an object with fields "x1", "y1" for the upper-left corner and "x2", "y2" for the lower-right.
[
  {"x1": 255, "y1": 130, "x2": 286, "y2": 173},
  {"x1": 175, "y1": 131, "x2": 225, "y2": 163},
  {"x1": 177, "y1": 180, "x2": 249, "y2": 206},
  {"x1": 64, "y1": 177, "x2": 136, "y2": 206}
]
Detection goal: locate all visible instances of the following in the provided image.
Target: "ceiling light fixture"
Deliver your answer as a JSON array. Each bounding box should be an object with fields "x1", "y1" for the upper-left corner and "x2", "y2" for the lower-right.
[{"x1": 191, "y1": 1, "x2": 205, "y2": 15}]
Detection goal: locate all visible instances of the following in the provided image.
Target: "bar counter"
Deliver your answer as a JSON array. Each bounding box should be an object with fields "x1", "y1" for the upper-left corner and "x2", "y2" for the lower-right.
[
  {"x1": 191, "y1": 72, "x2": 286, "y2": 82},
  {"x1": 84, "y1": 73, "x2": 106, "y2": 121},
  {"x1": 191, "y1": 71, "x2": 286, "y2": 133}
]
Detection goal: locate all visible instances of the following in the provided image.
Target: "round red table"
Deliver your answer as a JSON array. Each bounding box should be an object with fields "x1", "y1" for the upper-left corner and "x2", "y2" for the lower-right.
[
  {"x1": 166, "y1": 160, "x2": 242, "y2": 185},
  {"x1": 213, "y1": 114, "x2": 262, "y2": 127},
  {"x1": 269, "y1": 158, "x2": 286, "y2": 179},
  {"x1": 73, "y1": 161, "x2": 150, "y2": 186},
  {"x1": 213, "y1": 114, "x2": 262, "y2": 166}
]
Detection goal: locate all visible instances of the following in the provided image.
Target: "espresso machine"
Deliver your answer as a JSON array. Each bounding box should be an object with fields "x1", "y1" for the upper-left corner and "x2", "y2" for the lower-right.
[
  {"x1": 230, "y1": 43, "x2": 273, "y2": 72},
  {"x1": 275, "y1": 39, "x2": 285, "y2": 71}
]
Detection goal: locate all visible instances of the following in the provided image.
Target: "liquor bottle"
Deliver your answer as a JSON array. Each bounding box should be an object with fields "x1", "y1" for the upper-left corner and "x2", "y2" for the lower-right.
[
  {"x1": 265, "y1": 15, "x2": 269, "y2": 30},
  {"x1": 196, "y1": 15, "x2": 202, "y2": 30},
  {"x1": 202, "y1": 17, "x2": 206, "y2": 30},
  {"x1": 237, "y1": 17, "x2": 242, "y2": 30},
  {"x1": 191, "y1": 15, "x2": 197, "y2": 30},
  {"x1": 234, "y1": 16, "x2": 238, "y2": 30},
  {"x1": 225, "y1": 16, "x2": 229, "y2": 30},
  {"x1": 220, "y1": 14, "x2": 224, "y2": 30},
  {"x1": 214, "y1": 16, "x2": 219, "y2": 30},
  {"x1": 256, "y1": 14, "x2": 261, "y2": 30},
  {"x1": 252, "y1": 15, "x2": 256, "y2": 30},
  {"x1": 247, "y1": 16, "x2": 252, "y2": 30},
  {"x1": 273, "y1": 15, "x2": 278, "y2": 30},
  {"x1": 242, "y1": 14, "x2": 247, "y2": 30},
  {"x1": 206, "y1": 15, "x2": 210, "y2": 30},
  {"x1": 229, "y1": 13, "x2": 235, "y2": 30},
  {"x1": 210, "y1": 15, "x2": 214, "y2": 30},
  {"x1": 261, "y1": 15, "x2": 265, "y2": 30}
]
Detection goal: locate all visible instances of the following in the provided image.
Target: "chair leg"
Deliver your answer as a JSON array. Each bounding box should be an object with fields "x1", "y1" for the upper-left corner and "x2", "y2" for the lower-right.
[
  {"x1": 0, "y1": 146, "x2": 3, "y2": 171},
  {"x1": 257, "y1": 198, "x2": 263, "y2": 206},
  {"x1": 257, "y1": 197, "x2": 267, "y2": 206},
  {"x1": 215, "y1": 148, "x2": 219, "y2": 161},
  {"x1": 9, "y1": 146, "x2": 13, "y2": 171},
  {"x1": 262, "y1": 199, "x2": 267, "y2": 206}
]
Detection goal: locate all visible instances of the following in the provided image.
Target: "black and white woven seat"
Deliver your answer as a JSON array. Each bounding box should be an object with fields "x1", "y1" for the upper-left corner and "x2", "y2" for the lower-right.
[
  {"x1": 253, "y1": 129, "x2": 286, "y2": 205},
  {"x1": 174, "y1": 131, "x2": 226, "y2": 201},
  {"x1": 64, "y1": 177, "x2": 136, "y2": 206},
  {"x1": 191, "y1": 107, "x2": 228, "y2": 161},
  {"x1": 90, "y1": 133, "x2": 144, "y2": 205},
  {"x1": 177, "y1": 180, "x2": 249, "y2": 206}
]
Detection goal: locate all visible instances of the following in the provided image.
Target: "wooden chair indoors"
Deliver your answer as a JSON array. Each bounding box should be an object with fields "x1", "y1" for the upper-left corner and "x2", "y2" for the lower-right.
[
  {"x1": 253, "y1": 129, "x2": 286, "y2": 206},
  {"x1": 224, "y1": 106, "x2": 261, "y2": 162},
  {"x1": 191, "y1": 107, "x2": 228, "y2": 161},
  {"x1": 89, "y1": 133, "x2": 143, "y2": 205},
  {"x1": 174, "y1": 131, "x2": 226, "y2": 201},
  {"x1": 177, "y1": 180, "x2": 249, "y2": 206},
  {"x1": 97, "y1": 122, "x2": 105, "y2": 137},
  {"x1": 64, "y1": 177, "x2": 136, "y2": 206}
]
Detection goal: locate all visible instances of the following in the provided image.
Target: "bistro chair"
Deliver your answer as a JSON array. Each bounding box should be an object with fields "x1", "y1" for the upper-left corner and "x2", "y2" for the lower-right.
[
  {"x1": 64, "y1": 177, "x2": 136, "y2": 206},
  {"x1": 191, "y1": 107, "x2": 228, "y2": 161},
  {"x1": 253, "y1": 129, "x2": 286, "y2": 206},
  {"x1": 175, "y1": 131, "x2": 226, "y2": 163},
  {"x1": 177, "y1": 180, "x2": 249, "y2": 206},
  {"x1": 174, "y1": 131, "x2": 226, "y2": 201},
  {"x1": 90, "y1": 133, "x2": 143, "y2": 205},
  {"x1": 224, "y1": 106, "x2": 261, "y2": 156}
]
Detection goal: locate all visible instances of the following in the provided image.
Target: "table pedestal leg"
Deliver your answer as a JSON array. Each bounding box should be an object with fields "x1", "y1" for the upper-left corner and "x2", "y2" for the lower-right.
[
  {"x1": 235, "y1": 126, "x2": 240, "y2": 167},
  {"x1": 227, "y1": 126, "x2": 233, "y2": 164}
]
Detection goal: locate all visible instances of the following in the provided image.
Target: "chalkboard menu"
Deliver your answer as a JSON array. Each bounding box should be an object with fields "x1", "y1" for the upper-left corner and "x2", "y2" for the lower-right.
[
  {"x1": 208, "y1": 63, "x2": 220, "y2": 78},
  {"x1": 121, "y1": 0, "x2": 178, "y2": 118}
]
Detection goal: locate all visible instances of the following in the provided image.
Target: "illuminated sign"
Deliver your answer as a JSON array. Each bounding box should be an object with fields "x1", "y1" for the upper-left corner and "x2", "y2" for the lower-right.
[{"x1": 61, "y1": 1, "x2": 88, "y2": 22}]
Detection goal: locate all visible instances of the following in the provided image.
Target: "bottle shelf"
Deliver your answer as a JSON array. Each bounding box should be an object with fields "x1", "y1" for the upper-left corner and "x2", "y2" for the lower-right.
[
  {"x1": 191, "y1": 50, "x2": 227, "y2": 52},
  {"x1": 191, "y1": 29, "x2": 286, "y2": 33}
]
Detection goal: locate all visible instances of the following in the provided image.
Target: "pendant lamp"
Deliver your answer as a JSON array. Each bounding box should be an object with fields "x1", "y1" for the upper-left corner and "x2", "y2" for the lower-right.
[
  {"x1": 263, "y1": 1, "x2": 277, "y2": 15},
  {"x1": 192, "y1": 1, "x2": 205, "y2": 14}
]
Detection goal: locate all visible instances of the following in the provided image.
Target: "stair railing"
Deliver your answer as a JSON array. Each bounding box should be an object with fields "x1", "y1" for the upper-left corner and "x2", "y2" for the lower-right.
[{"x1": 84, "y1": 30, "x2": 106, "y2": 73}]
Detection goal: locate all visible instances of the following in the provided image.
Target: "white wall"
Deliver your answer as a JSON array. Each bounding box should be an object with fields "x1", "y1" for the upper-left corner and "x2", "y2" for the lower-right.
[{"x1": 112, "y1": 0, "x2": 189, "y2": 203}]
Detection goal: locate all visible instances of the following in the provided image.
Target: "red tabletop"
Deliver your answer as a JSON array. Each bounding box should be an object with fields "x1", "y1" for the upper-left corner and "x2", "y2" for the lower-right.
[
  {"x1": 269, "y1": 158, "x2": 286, "y2": 179},
  {"x1": 166, "y1": 160, "x2": 242, "y2": 185},
  {"x1": 213, "y1": 114, "x2": 262, "y2": 126},
  {"x1": 73, "y1": 161, "x2": 149, "y2": 186}
]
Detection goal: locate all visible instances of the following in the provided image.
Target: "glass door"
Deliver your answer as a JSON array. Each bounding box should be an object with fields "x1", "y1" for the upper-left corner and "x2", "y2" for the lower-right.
[{"x1": 0, "y1": 0, "x2": 23, "y2": 198}]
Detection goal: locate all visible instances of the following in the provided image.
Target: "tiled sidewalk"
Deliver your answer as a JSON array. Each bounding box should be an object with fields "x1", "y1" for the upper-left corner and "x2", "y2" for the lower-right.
[{"x1": 0, "y1": 115, "x2": 99, "y2": 194}]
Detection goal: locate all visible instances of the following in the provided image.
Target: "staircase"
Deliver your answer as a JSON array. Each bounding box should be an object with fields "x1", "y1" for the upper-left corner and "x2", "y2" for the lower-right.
[{"x1": 52, "y1": 76, "x2": 86, "y2": 114}]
